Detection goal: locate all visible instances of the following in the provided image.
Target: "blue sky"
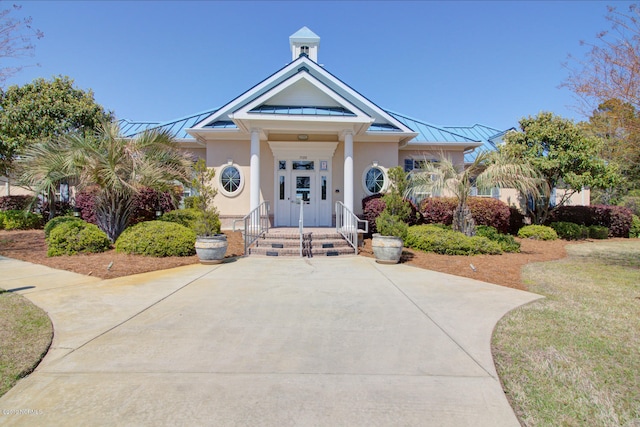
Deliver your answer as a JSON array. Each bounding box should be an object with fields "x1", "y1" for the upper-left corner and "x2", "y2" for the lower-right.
[{"x1": 5, "y1": 1, "x2": 629, "y2": 131}]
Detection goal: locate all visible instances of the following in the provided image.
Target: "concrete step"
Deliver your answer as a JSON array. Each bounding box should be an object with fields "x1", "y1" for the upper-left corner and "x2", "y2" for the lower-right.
[{"x1": 248, "y1": 230, "x2": 355, "y2": 257}]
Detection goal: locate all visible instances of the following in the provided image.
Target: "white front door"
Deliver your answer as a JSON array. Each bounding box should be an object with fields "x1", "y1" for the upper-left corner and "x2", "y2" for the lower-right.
[{"x1": 291, "y1": 171, "x2": 316, "y2": 226}]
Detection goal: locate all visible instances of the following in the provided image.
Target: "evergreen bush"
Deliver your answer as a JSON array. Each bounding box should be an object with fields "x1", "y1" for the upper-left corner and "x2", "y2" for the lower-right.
[
  {"x1": 0, "y1": 210, "x2": 43, "y2": 230},
  {"x1": 159, "y1": 209, "x2": 201, "y2": 230},
  {"x1": 115, "y1": 221, "x2": 196, "y2": 257},
  {"x1": 549, "y1": 221, "x2": 589, "y2": 240},
  {"x1": 405, "y1": 224, "x2": 503, "y2": 255},
  {"x1": 588, "y1": 225, "x2": 609, "y2": 240},
  {"x1": 44, "y1": 216, "x2": 84, "y2": 238},
  {"x1": 476, "y1": 225, "x2": 521, "y2": 252},
  {"x1": 517, "y1": 225, "x2": 558, "y2": 240},
  {"x1": 47, "y1": 220, "x2": 111, "y2": 256}
]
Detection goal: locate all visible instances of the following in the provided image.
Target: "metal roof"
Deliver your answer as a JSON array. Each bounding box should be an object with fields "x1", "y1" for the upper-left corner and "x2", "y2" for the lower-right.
[
  {"x1": 386, "y1": 111, "x2": 478, "y2": 143},
  {"x1": 121, "y1": 108, "x2": 220, "y2": 139}
]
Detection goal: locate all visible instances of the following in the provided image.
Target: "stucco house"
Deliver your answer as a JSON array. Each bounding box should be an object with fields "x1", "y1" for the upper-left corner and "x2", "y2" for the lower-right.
[{"x1": 118, "y1": 27, "x2": 533, "y2": 229}]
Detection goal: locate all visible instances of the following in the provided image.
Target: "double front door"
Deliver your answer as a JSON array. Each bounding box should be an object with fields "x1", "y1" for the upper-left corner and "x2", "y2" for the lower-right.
[{"x1": 275, "y1": 159, "x2": 331, "y2": 227}]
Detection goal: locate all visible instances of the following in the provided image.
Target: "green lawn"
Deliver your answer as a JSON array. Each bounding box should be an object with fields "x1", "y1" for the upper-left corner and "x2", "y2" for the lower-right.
[
  {"x1": 0, "y1": 289, "x2": 52, "y2": 397},
  {"x1": 493, "y1": 240, "x2": 640, "y2": 426}
]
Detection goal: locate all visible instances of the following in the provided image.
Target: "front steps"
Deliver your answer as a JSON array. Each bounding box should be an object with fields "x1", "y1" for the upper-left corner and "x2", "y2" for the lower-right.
[{"x1": 248, "y1": 229, "x2": 355, "y2": 257}]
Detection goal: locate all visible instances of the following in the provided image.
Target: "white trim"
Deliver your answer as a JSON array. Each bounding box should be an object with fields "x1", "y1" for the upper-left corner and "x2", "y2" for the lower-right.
[{"x1": 362, "y1": 165, "x2": 388, "y2": 196}]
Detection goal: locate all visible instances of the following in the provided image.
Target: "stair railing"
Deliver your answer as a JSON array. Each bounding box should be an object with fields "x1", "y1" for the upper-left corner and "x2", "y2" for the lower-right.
[
  {"x1": 335, "y1": 201, "x2": 368, "y2": 254},
  {"x1": 233, "y1": 201, "x2": 270, "y2": 255}
]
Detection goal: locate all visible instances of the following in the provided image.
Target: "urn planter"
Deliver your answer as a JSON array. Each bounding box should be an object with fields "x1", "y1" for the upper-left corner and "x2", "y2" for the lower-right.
[
  {"x1": 195, "y1": 234, "x2": 228, "y2": 264},
  {"x1": 371, "y1": 233, "x2": 403, "y2": 264}
]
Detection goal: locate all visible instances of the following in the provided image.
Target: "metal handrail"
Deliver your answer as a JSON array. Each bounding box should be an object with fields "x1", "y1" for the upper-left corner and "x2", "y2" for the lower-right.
[
  {"x1": 233, "y1": 201, "x2": 270, "y2": 255},
  {"x1": 335, "y1": 201, "x2": 368, "y2": 254}
]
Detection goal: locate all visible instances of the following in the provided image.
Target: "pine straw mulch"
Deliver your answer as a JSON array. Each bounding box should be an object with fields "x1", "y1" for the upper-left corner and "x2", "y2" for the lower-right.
[{"x1": 0, "y1": 229, "x2": 579, "y2": 290}]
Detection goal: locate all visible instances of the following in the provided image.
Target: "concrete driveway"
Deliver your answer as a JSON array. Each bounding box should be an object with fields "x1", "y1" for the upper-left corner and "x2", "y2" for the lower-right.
[{"x1": 0, "y1": 255, "x2": 541, "y2": 426}]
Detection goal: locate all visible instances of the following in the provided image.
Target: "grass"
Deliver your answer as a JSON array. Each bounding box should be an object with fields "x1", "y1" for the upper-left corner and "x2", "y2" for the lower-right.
[
  {"x1": 0, "y1": 289, "x2": 52, "y2": 397},
  {"x1": 492, "y1": 239, "x2": 640, "y2": 426}
]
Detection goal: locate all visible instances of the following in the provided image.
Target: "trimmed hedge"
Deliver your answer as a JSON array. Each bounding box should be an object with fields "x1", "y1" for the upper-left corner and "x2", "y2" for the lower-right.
[
  {"x1": 419, "y1": 197, "x2": 511, "y2": 234},
  {"x1": 0, "y1": 210, "x2": 43, "y2": 230},
  {"x1": 549, "y1": 221, "x2": 588, "y2": 240},
  {"x1": 588, "y1": 225, "x2": 609, "y2": 240},
  {"x1": 44, "y1": 216, "x2": 84, "y2": 238},
  {"x1": 476, "y1": 225, "x2": 521, "y2": 253},
  {"x1": 547, "y1": 205, "x2": 633, "y2": 238},
  {"x1": 517, "y1": 225, "x2": 558, "y2": 240},
  {"x1": 47, "y1": 220, "x2": 111, "y2": 256},
  {"x1": 159, "y1": 209, "x2": 201, "y2": 230},
  {"x1": 405, "y1": 224, "x2": 503, "y2": 255},
  {"x1": 115, "y1": 221, "x2": 196, "y2": 257}
]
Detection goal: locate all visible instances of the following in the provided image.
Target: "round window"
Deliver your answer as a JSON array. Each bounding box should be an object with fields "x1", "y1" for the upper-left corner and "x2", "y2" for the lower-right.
[
  {"x1": 219, "y1": 165, "x2": 243, "y2": 196},
  {"x1": 363, "y1": 166, "x2": 387, "y2": 195}
]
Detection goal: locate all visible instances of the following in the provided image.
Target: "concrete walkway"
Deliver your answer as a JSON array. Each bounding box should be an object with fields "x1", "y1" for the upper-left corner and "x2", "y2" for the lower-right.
[{"x1": 0, "y1": 255, "x2": 541, "y2": 426}]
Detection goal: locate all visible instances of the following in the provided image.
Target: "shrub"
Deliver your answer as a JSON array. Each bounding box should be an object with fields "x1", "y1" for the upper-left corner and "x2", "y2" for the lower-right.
[
  {"x1": 476, "y1": 225, "x2": 521, "y2": 252},
  {"x1": 420, "y1": 197, "x2": 511, "y2": 233},
  {"x1": 517, "y1": 225, "x2": 558, "y2": 240},
  {"x1": 44, "y1": 216, "x2": 84, "y2": 238},
  {"x1": 547, "y1": 205, "x2": 633, "y2": 238},
  {"x1": 0, "y1": 210, "x2": 43, "y2": 230},
  {"x1": 375, "y1": 212, "x2": 409, "y2": 241},
  {"x1": 129, "y1": 187, "x2": 180, "y2": 225},
  {"x1": 0, "y1": 195, "x2": 35, "y2": 211},
  {"x1": 549, "y1": 221, "x2": 588, "y2": 240},
  {"x1": 588, "y1": 225, "x2": 609, "y2": 240},
  {"x1": 362, "y1": 193, "x2": 419, "y2": 236},
  {"x1": 405, "y1": 224, "x2": 503, "y2": 255},
  {"x1": 420, "y1": 197, "x2": 457, "y2": 226},
  {"x1": 630, "y1": 215, "x2": 640, "y2": 238},
  {"x1": 620, "y1": 190, "x2": 640, "y2": 216},
  {"x1": 47, "y1": 220, "x2": 111, "y2": 256},
  {"x1": 159, "y1": 209, "x2": 201, "y2": 230},
  {"x1": 467, "y1": 198, "x2": 510, "y2": 233},
  {"x1": 74, "y1": 188, "x2": 99, "y2": 224},
  {"x1": 183, "y1": 196, "x2": 199, "y2": 209},
  {"x1": 115, "y1": 221, "x2": 196, "y2": 257}
]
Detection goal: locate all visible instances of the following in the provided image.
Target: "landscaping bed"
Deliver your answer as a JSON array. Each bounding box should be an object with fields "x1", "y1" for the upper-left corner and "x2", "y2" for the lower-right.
[
  {"x1": 3, "y1": 228, "x2": 575, "y2": 289},
  {"x1": 0, "y1": 229, "x2": 245, "y2": 279}
]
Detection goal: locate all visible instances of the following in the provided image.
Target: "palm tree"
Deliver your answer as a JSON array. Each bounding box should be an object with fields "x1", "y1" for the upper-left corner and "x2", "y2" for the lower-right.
[
  {"x1": 405, "y1": 151, "x2": 541, "y2": 236},
  {"x1": 20, "y1": 122, "x2": 193, "y2": 242}
]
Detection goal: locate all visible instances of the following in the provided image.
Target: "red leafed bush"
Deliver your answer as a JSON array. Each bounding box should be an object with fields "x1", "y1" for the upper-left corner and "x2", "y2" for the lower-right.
[
  {"x1": 420, "y1": 197, "x2": 511, "y2": 234},
  {"x1": 508, "y1": 206, "x2": 526, "y2": 235},
  {"x1": 129, "y1": 187, "x2": 179, "y2": 225},
  {"x1": 547, "y1": 205, "x2": 633, "y2": 237},
  {"x1": 0, "y1": 195, "x2": 35, "y2": 211},
  {"x1": 467, "y1": 197, "x2": 510, "y2": 234},
  {"x1": 420, "y1": 197, "x2": 457, "y2": 226},
  {"x1": 75, "y1": 187, "x2": 179, "y2": 227}
]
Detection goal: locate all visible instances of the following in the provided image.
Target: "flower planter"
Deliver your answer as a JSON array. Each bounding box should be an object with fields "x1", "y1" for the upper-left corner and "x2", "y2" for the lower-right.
[
  {"x1": 195, "y1": 234, "x2": 228, "y2": 264},
  {"x1": 371, "y1": 233, "x2": 403, "y2": 264}
]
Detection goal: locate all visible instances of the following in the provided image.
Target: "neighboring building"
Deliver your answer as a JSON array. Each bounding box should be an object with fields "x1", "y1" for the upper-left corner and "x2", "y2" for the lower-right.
[{"x1": 121, "y1": 27, "x2": 525, "y2": 228}]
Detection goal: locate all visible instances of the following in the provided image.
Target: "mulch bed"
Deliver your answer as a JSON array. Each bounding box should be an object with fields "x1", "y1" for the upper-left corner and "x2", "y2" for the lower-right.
[{"x1": 1, "y1": 229, "x2": 577, "y2": 289}]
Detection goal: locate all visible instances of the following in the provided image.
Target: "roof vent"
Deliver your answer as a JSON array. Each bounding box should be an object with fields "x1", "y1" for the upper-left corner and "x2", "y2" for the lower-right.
[{"x1": 298, "y1": 66, "x2": 309, "y2": 73}]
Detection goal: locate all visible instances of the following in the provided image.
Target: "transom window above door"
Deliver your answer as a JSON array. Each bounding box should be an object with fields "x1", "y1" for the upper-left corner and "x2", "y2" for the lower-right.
[{"x1": 292, "y1": 160, "x2": 314, "y2": 170}]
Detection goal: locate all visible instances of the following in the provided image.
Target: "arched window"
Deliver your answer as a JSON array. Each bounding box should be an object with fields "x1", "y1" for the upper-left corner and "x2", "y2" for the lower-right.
[
  {"x1": 300, "y1": 45, "x2": 309, "y2": 56},
  {"x1": 219, "y1": 165, "x2": 243, "y2": 197},
  {"x1": 362, "y1": 166, "x2": 387, "y2": 195}
]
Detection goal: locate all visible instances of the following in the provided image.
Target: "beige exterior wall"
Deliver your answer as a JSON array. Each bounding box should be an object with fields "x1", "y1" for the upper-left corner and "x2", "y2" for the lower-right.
[
  {"x1": 399, "y1": 149, "x2": 465, "y2": 167},
  {"x1": 0, "y1": 177, "x2": 33, "y2": 197},
  {"x1": 353, "y1": 141, "x2": 398, "y2": 214}
]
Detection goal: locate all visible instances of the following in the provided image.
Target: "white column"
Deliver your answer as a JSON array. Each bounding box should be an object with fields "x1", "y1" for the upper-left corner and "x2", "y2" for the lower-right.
[
  {"x1": 344, "y1": 131, "x2": 354, "y2": 212},
  {"x1": 250, "y1": 129, "x2": 261, "y2": 212}
]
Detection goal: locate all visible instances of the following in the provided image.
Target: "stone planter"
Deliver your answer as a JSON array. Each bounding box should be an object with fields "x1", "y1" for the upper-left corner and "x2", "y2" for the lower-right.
[
  {"x1": 195, "y1": 234, "x2": 228, "y2": 264},
  {"x1": 371, "y1": 233, "x2": 403, "y2": 264}
]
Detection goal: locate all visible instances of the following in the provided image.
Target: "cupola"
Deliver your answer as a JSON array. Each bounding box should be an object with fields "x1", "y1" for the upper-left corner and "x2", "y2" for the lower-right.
[{"x1": 289, "y1": 26, "x2": 320, "y2": 62}]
